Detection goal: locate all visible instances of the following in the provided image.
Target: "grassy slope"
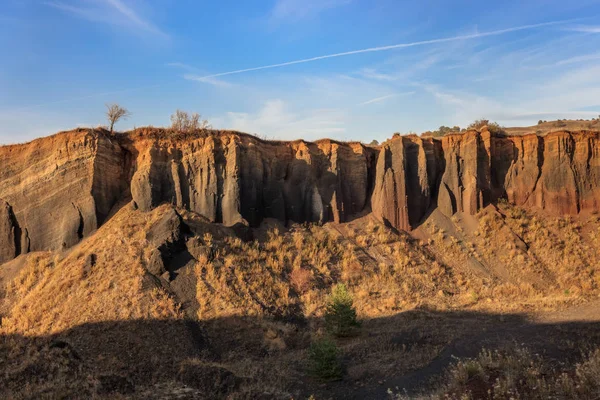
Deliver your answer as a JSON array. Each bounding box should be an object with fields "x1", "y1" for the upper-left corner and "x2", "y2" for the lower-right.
[{"x1": 1, "y1": 201, "x2": 600, "y2": 398}]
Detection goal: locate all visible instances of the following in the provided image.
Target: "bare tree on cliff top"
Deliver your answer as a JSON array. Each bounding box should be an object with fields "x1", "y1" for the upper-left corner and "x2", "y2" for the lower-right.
[
  {"x1": 170, "y1": 110, "x2": 211, "y2": 133},
  {"x1": 105, "y1": 103, "x2": 131, "y2": 133}
]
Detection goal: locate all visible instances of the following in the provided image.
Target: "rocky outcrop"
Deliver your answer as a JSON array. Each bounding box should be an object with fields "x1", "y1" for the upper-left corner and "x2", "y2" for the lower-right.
[
  {"x1": 0, "y1": 129, "x2": 129, "y2": 257},
  {"x1": 436, "y1": 130, "x2": 494, "y2": 217},
  {"x1": 0, "y1": 127, "x2": 599, "y2": 264},
  {"x1": 0, "y1": 200, "x2": 17, "y2": 263},
  {"x1": 127, "y1": 132, "x2": 376, "y2": 227},
  {"x1": 371, "y1": 136, "x2": 443, "y2": 231},
  {"x1": 372, "y1": 129, "x2": 600, "y2": 231}
]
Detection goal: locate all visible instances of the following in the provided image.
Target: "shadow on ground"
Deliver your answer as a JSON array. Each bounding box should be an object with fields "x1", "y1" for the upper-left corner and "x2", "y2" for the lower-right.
[{"x1": 2, "y1": 307, "x2": 600, "y2": 399}]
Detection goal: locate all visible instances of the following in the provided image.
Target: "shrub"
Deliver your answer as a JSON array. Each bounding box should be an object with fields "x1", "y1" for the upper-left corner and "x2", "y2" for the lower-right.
[
  {"x1": 325, "y1": 283, "x2": 360, "y2": 337},
  {"x1": 468, "y1": 118, "x2": 505, "y2": 135},
  {"x1": 419, "y1": 346, "x2": 600, "y2": 399},
  {"x1": 554, "y1": 120, "x2": 567, "y2": 128},
  {"x1": 170, "y1": 110, "x2": 211, "y2": 133},
  {"x1": 429, "y1": 126, "x2": 461, "y2": 137},
  {"x1": 290, "y1": 266, "x2": 312, "y2": 294},
  {"x1": 308, "y1": 337, "x2": 342, "y2": 381}
]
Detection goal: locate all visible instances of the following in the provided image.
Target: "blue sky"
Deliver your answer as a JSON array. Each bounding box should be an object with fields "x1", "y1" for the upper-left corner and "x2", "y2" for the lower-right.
[{"x1": 1, "y1": 0, "x2": 600, "y2": 144}]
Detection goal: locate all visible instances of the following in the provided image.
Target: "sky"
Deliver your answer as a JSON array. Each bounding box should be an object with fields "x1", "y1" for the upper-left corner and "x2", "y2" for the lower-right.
[{"x1": 1, "y1": 0, "x2": 600, "y2": 144}]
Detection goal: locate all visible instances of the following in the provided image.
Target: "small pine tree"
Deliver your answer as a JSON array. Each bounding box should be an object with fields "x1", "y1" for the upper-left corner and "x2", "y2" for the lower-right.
[
  {"x1": 308, "y1": 337, "x2": 342, "y2": 381},
  {"x1": 324, "y1": 283, "x2": 360, "y2": 337}
]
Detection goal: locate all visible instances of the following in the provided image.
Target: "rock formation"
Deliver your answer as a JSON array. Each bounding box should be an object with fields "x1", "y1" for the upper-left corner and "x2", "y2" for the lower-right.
[
  {"x1": 0, "y1": 129, "x2": 129, "y2": 258},
  {"x1": 0, "y1": 127, "x2": 599, "y2": 263},
  {"x1": 372, "y1": 128, "x2": 600, "y2": 230},
  {"x1": 127, "y1": 132, "x2": 376, "y2": 227},
  {"x1": 0, "y1": 200, "x2": 16, "y2": 264},
  {"x1": 371, "y1": 135, "x2": 443, "y2": 231}
]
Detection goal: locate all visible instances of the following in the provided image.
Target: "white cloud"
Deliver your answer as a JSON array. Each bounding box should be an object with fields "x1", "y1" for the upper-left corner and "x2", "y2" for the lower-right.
[
  {"x1": 168, "y1": 63, "x2": 234, "y2": 87},
  {"x1": 221, "y1": 99, "x2": 346, "y2": 140},
  {"x1": 413, "y1": 61, "x2": 600, "y2": 128},
  {"x1": 166, "y1": 62, "x2": 196, "y2": 72},
  {"x1": 555, "y1": 52, "x2": 600, "y2": 66},
  {"x1": 45, "y1": 0, "x2": 167, "y2": 38},
  {"x1": 358, "y1": 68, "x2": 398, "y2": 81},
  {"x1": 183, "y1": 74, "x2": 233, "y2": 88},
  {"x1": 359, "y1": 92, "x2": 414, "y2": 106},
  {"x1": 567, "y1": 25, "x2": 600, "y2": 33},
  {"x1": 196, "y1": 19, "x2": 574, "y2": 81},
  {"x1": 269, "y1": 0, "x2": 351, "y2": 24}
]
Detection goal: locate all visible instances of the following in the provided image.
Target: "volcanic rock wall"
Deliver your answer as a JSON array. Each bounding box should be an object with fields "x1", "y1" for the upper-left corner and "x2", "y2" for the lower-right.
[
  {"x1": 0, "y1": 127, "x2": 599, "y2": 263},
  {"x1": 127, "y1": 132, "x2": 376, "y2": 227},
  {"x1": 0, "y1": 130, "x2": 128, "y2": 263},
  {"x1": 371, "y1": 135, "x2": 443, "y2": 231},
  {"x1": 372, "y1": 129, "x2": 600, "y2": 230}
]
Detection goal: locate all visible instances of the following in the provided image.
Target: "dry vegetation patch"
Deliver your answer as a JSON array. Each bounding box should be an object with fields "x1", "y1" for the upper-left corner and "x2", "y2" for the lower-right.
[{"x1": 1, "y1": 204, "x2": 182, "y2": 336}]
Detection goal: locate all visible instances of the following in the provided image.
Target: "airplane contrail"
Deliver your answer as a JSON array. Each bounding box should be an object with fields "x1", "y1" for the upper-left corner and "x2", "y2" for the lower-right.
[
  {"x1": 198, "y1": 19, "x2": 576, "y2": 79},
  {"x1": 11, "y1": 18, "x2": 576, "y2": 111}
]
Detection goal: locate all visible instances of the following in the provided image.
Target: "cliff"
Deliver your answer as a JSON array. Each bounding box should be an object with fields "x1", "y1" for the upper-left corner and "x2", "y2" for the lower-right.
[
  {"x1": 0, "y1": 127, "x2": 599, "y2": 263},
  {"x1": 372, "y1": 128, "x2": 600, "y2": 230},
  {"x1": 0, "y1": 130, "x2": 128, "y2": 263},
  {"x1": 126, "y1": 130, "x2": 377, "y2": 226}
]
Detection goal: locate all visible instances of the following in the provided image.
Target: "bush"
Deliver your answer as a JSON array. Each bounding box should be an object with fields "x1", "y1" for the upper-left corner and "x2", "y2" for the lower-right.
[
  {"x1": 170, "y1": 110, "x2": 211, "y2": 133},
  {"x1": 400, "y1": 346, "x2": 600, "y2": 400},
  {"x1": 290, "y1": 267, "x2": 312, "y2": 294},
  {"x1": 554, "y1": 120, "x2": 567, "y2": 128},
  {"x1": 325, "y1": 283, "x2": 360, "y2": 337},
  {"x1": 429, "y1": 126, "x2": 461, "y2": 137},
  {"x1": 468, "y1": 119, "x2": 505, "y2": 135},
  {"x1": 308, "y1": 337, "x2": 342, "y2": 381}
]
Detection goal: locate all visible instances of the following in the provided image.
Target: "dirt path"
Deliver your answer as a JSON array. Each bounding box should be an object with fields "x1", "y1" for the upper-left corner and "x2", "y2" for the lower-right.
[
  {"x1": 535, "y1": 299, "x2": 600, "y2": 323},
  {"x1": 349, "y1": 300, "x2": 600, "y2": 399}
]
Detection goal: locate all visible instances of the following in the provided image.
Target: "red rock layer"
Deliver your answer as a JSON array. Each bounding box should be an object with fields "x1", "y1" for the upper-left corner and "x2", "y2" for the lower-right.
[{"x1": 372, "y1": 129, "x2": 600, "y2": 231}]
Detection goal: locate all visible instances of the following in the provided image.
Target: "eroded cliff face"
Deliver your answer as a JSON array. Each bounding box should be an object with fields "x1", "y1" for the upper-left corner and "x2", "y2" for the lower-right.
[
  {"x1": 372, "y1": 129, "x2": 600, "y2": 230},
  {"x1": 0, "y1": 127, "x2": 599, "y2": 264},
  {"x1": 0, "y1": 200, "x2": 16, "y2": 263},
  {"x1": 126, "y1": 132, "x2": 376, "y2": 227},
  {"x1": 0, "y1": 129, "x2": 129, "y2": 262},
  {"x1": 371, "y1": 136, "x2": 443, "y2": 231}
]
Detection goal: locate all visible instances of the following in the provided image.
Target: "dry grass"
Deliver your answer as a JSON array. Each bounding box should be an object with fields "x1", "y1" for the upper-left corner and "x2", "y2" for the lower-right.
[
  {"x1": 3, "y1": 202, "x2": 600, "y2": 398},
  {"x1": 192, "y1": 217, "x2": 471, "y2": 323},
  {"x1": 391, "y1": 346, "x2": 600, "y2": 399},
  {"x1": 1, "y1": 204, "x2": 182, "y2": 336},
  {"x1": 414, "y1": 203, "x2": 600, "y2": 313}
]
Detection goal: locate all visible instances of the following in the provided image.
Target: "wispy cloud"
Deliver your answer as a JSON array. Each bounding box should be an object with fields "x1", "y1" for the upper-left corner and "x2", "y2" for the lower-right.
[
  {"x1": 45, "y1": 0, "x2": 167, "y2": 38},
  {"x1": 197, "y1": 19, "x2": 576, "y2": 80},
  {"x1": 184, "y1": 74, "x2": 233, "y2": 87},
  {"x1": 360, "y1": 92, "x2": 414, "y2": 105},
  {"x1": 167, "y1": 62, "x2": 234, "y2": 87},
  {"x1": 222, "y1": 99, "x2": 346, "y2": 140},
  {"x1": 414, "y1": 59, "x2": 600, "y2": 128},
  {"x1": 165, "y1": 62, "x2": 196, "y2": 72},
  {"x1": 359, "y1": 68, "x2": 398, "y2": 81},
  {"x1": 567, "y1": 25, "x2": 600, "y2": 33},
  {"x1": 555, "y1": 52, "x2": 600, "y2": 66},
  {"x1": 269, "y1": 0, "x2": 351, "y2": 24}
]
